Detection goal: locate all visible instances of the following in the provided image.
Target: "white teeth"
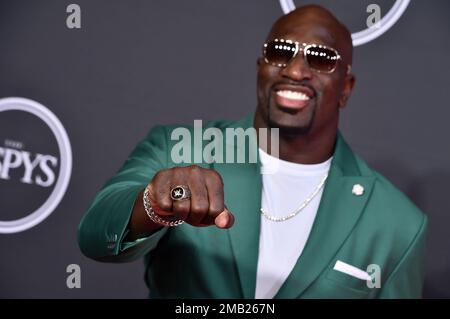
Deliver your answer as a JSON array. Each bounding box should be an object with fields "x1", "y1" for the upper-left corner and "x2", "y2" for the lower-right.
[{"x1": 276, "y1": 90, "x2": 310, "y2": 101}]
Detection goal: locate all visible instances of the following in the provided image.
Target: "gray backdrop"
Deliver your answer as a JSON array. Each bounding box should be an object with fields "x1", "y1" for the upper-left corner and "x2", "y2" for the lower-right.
[{"x1": 0, "y1": 0, "x2": 449, "y2": 298}]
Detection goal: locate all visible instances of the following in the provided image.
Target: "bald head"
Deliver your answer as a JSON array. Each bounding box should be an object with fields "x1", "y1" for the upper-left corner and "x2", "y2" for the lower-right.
[{"x1": 268, "y1": 5, "x2": 353, "y2": 66}]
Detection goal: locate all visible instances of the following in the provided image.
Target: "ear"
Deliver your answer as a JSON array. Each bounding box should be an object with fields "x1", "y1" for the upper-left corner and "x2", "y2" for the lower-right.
[
  {"x1": 257, "y1": 57, "x2": 264, "y2": 67},
  {"x1": 338, "y1": 65, "x2": 356, "y2": 109}
]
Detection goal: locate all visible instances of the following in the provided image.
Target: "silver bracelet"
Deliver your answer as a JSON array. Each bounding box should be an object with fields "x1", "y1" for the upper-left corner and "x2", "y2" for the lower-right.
[{"x1": 143, "y1": 187, "x2": 184, "y2": 227}]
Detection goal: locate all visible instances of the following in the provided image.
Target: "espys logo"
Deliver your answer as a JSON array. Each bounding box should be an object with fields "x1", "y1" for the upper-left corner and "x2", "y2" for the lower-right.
[
  {"x1": 0, "y1": 98, "x2": 72, "y2": 234},
  {"x1": 278, "y1": 0, "x2": 411, "y2": 46}
]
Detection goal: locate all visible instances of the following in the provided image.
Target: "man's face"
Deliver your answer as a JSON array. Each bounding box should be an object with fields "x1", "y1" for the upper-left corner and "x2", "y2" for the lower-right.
[{"x1": 256, "y1": 19, "x2": 352, "y2": 136}]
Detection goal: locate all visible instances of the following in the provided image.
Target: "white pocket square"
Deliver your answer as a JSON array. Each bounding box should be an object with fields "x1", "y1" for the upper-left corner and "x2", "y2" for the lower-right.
[{"x1": 333, "y1": 260, "x2": 372, "y2": 281}]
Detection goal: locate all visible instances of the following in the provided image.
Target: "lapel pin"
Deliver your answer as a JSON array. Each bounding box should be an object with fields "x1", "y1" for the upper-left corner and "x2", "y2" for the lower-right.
[{"x1": 352, "y1": 184, "x2": 364, "y2": 196}]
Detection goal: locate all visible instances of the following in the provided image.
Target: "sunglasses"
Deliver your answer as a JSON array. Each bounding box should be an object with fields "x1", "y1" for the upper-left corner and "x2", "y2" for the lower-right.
[{"x1": 263, "y1": 39, "x2": 342, "y2": 74}]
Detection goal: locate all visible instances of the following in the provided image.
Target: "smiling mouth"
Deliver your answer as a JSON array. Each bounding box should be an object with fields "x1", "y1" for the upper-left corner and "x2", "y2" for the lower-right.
[{"x1": 274, "y1": 89, "x2": 313, "y2": 110}]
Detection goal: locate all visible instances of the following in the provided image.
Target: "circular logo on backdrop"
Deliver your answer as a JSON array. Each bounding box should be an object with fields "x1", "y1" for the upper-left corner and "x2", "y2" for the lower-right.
[
  {"x1": 278, "y1": 0, "x2": 411, "y2": 46},
  {"x1": 0, "y1": 97, "x2": 72, "y2": 234}
]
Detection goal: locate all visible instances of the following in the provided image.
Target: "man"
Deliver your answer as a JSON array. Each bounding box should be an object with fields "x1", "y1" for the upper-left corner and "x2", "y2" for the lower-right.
[{"x1": 78, "y1": 5, "x2": 427, "y2": 298}]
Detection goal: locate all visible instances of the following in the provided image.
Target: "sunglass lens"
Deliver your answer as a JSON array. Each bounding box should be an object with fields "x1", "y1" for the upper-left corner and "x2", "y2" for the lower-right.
[
  {"x1": 305, "y1": 47, "x2": 338, "y2": 73},
  {"x1": 264, "y1": 41, "x2": 296, "y2": 66}
]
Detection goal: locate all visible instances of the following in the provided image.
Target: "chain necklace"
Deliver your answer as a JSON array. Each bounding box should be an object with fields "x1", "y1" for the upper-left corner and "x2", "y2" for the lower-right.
[{"x1": 260, "y1": 172, "x2": 329, "y2": 222}]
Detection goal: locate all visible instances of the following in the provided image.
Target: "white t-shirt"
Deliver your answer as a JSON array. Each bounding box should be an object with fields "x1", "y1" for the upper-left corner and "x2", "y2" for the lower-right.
[{"x1": 255, "y1": 148, "x2": 332, "y2": 299}]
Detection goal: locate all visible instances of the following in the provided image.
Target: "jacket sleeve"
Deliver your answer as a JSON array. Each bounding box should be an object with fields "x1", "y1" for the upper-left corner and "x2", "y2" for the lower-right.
[
  {"x1": 378, "y1": 215, "x2": 428, "y2": 298},
  {"x1": 77, "y1": 125, "x2": 170, "y2": 263}
]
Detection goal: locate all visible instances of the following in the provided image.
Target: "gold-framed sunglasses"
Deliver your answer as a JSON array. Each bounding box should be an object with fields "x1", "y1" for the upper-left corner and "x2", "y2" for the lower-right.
[{"x1": 263, "y1": 38, "x2": 342, "y2": 74}]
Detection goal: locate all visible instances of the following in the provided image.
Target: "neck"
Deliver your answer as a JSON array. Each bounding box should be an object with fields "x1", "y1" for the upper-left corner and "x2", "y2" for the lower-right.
[{"x1": 253, "y1": 112, "x2": 337, "y2": 165}]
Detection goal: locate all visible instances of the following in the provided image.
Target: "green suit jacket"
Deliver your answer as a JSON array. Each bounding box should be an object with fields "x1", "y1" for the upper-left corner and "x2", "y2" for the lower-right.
[{"x1": 78, "y1": 114, "x2": 428, "y2": 299}]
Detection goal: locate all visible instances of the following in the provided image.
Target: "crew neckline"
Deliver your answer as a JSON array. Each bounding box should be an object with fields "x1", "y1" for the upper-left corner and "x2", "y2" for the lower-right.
[{"x1": 259, "y1": 148, "x2": 332, "y2": 176}]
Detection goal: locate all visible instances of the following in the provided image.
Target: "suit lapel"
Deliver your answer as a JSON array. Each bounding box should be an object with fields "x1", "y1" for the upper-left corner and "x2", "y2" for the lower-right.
[
  {"x1": 214, "y1": 160, "x2": 261, "y2": 299},
  {"x1": 212, "y1": 114, "x2": 261, "y2": 299},
  {"x1": 274, "y1": 133, "x2": 375, "y2": 298}
]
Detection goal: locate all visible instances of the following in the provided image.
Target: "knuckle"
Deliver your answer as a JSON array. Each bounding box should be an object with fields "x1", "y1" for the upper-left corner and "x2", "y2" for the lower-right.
[
  {"x1": 187, "y1": 165, "x2": 202, "y2": 174},
  {"x1": 158, "y1": 199, "x2": 172, "y2": 211},
  {"x1": 169, "y1": 167, "x2": 181, "y2": 176},
  {"x1": 191, "y1": 201, "x2": 209, "y2": 214},
  {"x1": 209, "y1": 169, "x2": 224, "y2": 185},
  {"x1": 156, "y1": 168, "x2": 171, "y2": 178},
  {"x1": 169, "y1": 166, "x2": 184, "y2": 175},
  {"x1": 152, "y1": 170, "x2": 170, "y2": 186},
  {"x1": 173, "y1": 202, "x2": 190, "y2": 214},
  {"x1": 209, "y1": 201, "x2": 224, "y2": 215}
]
